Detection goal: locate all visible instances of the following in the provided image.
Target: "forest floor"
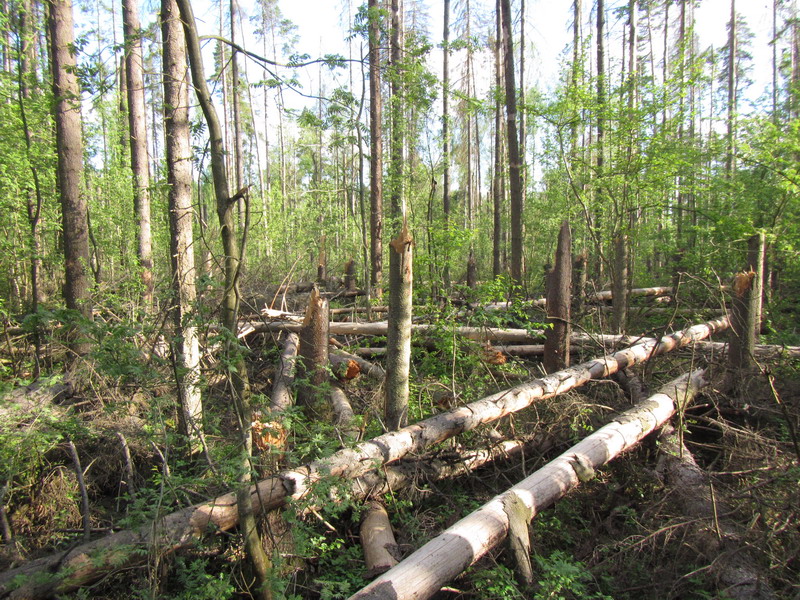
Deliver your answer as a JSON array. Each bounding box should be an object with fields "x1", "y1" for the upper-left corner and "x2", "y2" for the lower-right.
[{"x1": 0, "y1": 291, "x2": 798, "y2": 599}]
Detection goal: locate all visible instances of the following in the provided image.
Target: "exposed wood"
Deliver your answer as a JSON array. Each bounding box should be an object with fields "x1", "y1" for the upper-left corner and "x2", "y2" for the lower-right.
[
  {"x1": 0, "y1": 319, "x2": 727, "y2": 598},
  {"x1": 657, "y1": 426, "x2": 776, "y2": 599},
  {"x1": 348, "y1": 370, "x2": 709, "y2": 600},
  {"x1": 331, "y1": 349, "x2": 385, "y2": 382},
  {"x1": 270, "y1": 332, "x2": 298, "y2": 413},
  {"x1": 361, "y1": 502, "x2": 399, "y2": 578},
  {"x1": 728, "y1": 270, "x2": 758, "y2": 386},
  {"x1": 296, "y1": 287, "x2": 331, "y2": 418},
  {"x1": 330, "y1": 353, "x2": 361, "y2": 381},
  {"x1": 503, "y1": 491, "x2": 533, "y2": 585},
  {"x1": 544, "y1": 221, "x2": 572, "y2": 372}
]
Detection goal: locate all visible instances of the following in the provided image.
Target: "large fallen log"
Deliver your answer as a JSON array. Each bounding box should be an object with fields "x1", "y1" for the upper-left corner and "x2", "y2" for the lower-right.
[
  {"x1": 0, "y1": 318, "x2": 727, "y2": 599},
  {"x1": 348, "y1": 370, "x2": 709, "y2": 600}
]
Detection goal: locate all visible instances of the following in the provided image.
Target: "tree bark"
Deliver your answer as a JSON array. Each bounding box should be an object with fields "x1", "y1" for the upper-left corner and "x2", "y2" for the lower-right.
[
  {"x1": 385, "y1": 223, "x2": 413, "y2": 430},
  {"x1": 499, "y1": 0, "x2": 524, "y2": 288},
  {"x1": 611, "y1": 233, "x2": 629, "y2": 333},
  {"x1": 49, "y1": 0, "x2": 92, "y2": 355},
  {"x1": 442, "y1": 0, "x2": 451, "y2": 288},
  {"x1": 122, "y1": 0, "x2": 153, "y2": 307},
  {"x1": 368, "y1": 0, "x2": 383, "y2": 296},
  {"x1": 270, "y1": 332, "x2": 298, "y2": 414},
  {"x1": 544, "y1": 221, "x2": 571, "y2": 372},
  {"x1": 162, "y1": 0, "x2": 203, "y2": 453},
  {"x1": 349, "y1": 371, "x2": 709, "y2": 600}
]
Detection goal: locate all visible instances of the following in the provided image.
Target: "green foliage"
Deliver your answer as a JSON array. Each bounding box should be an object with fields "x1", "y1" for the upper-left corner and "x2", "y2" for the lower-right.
[
  {"x1": 165, "y1": 556, "x2": 236, "y2": 600},
  {"x1": 471, "y1": 564, "x2": 526, "y2": 599},
  {"x1": 532, "y1": 550, "x2": 612, "y2": 600}
]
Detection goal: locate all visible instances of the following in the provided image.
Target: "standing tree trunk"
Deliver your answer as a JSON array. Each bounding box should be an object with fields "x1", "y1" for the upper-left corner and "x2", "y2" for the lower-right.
[
  {"x1": 122, "y1": 0, "x2": 153, "y2": 308},
  {"x1": 162, "y1": 0, "x2": 203, "y2": 452},
  {"x1": 499, "y1": 0, "x2": 524, "y2": 289},
  {"x1": 49, "y1": 0, "x2": 92, "y2": 356},
  {"x1": 544, "y1": 221, "x2": 571, "y2": 373},
  {"x1": 385, "y1": 0, "x2": 411, "y2": 431},
  {"x1": 230, "y1": 0, "x2": 245, "y2": 224},
  {"x1": 18, "y1": 0, "x2": 44, "y2": 374},
  {"x1": 442, "y1": 0, "x2": 451, "y2": 289},
  {"x1": 725, "y1": 0, "x2": 737, "y2": 178},
  {"x1": 611, "y1": 234, "x2": 628, "y2": 333},
  {"x1": 368, "y1": 0, "x2": 383, "y2": 297},
  {"x1": 493, "y1": 0, "x2": 503, "y2": 279},
  {"x1": 174, "y1": 1, "x2": 272, "y2": 596}
]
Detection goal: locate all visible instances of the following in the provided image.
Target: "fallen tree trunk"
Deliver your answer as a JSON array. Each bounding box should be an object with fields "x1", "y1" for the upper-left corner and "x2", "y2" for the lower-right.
[
  {"x1": 690, "y1": 340, "x2": 800, "y2": 359},
  {"x1": 332, "y1": 349, "x2": 386, "y2": 381},
  {"x1": 243, "y1": 320, "x2": 546, "y2": 343},
  {"x1": 0, "y1": 318, "x2": 727, "y2": 598},
  {"x1": 348, "y1": 370, "x2": 709, "y2": 600},
  {"x1": 269, "y1": 332, "x2": 298, "y2": 413}
]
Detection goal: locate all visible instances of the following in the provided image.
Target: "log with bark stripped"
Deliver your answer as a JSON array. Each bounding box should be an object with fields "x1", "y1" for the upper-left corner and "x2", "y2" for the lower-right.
[
  {"x1": 348, "y1": 370, "x2": 709, "y2": 600},
  {"x1": 0, "y1": 318, "x2": 727, "y2": 599}
]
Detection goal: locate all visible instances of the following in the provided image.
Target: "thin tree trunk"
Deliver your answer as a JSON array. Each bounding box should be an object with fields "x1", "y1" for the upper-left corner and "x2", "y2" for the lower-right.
[
  {"x1": 442, "y1": 0, "x2": 451, "y2": 288},
  {"x1": 499, "y1": 0, "x2": 524, "y2": 288},
  {"x1": 368, "y1": 0, "x2": 383, "y2": 296},
  {"x1": 122, "y1": 0, "x2": 153, "y2": 308},
  {"x1": 385, "y1": 0, "x2": 411, "y2": 431},
  {"x1": 492, "y1": 0, "x2": 503, "y2": 279},
  {"x1": 162, "y1": 0, "x2": 203, "y2": 452}
]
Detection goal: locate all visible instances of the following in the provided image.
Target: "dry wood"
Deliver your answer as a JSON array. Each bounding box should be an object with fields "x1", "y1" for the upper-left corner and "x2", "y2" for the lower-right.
[
  {"x1": 657, "y1": 426, "x2": 776, "y2": 599},
  {"x1": 245, "y1": 320, "x2": 545, "y2": 343},
  {"x1": 270, "y1": 332, "x2": 298, "y2": 413},
  {"x1": 348, "y1": 370, "x2": 709, "y2": 600},
  {"x1": 0, "y1": 318, "x2": 727, "y2": 598},
  {"x1": 331, "y1": 384, "x2": 358, "y2": 440},
  {"x1": 360, "y1": 502, "x2": 399, "y2": 577}
]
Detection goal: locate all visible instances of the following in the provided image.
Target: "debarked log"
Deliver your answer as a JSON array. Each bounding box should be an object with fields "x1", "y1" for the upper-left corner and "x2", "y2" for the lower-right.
[
  {"x1": 348, "y1": 370, "x2": 709, "y2": 600},
  {"x1": 0, "y1": 318, "x2": 727, "y2": 599}
]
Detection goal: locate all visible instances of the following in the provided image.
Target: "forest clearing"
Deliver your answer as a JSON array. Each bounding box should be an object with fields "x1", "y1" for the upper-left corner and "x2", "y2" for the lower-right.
[{"x1": 0, "y1": 0, "x2": 799, "y2": 598}]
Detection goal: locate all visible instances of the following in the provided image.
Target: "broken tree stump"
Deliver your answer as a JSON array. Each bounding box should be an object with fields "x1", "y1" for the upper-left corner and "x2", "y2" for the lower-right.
[
  {"x1": 544, "y1": 220, "x2": 572, "y2": 373},
  {"x1": 296, "y1": 286, "x2": 331, "y2": 419}
]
